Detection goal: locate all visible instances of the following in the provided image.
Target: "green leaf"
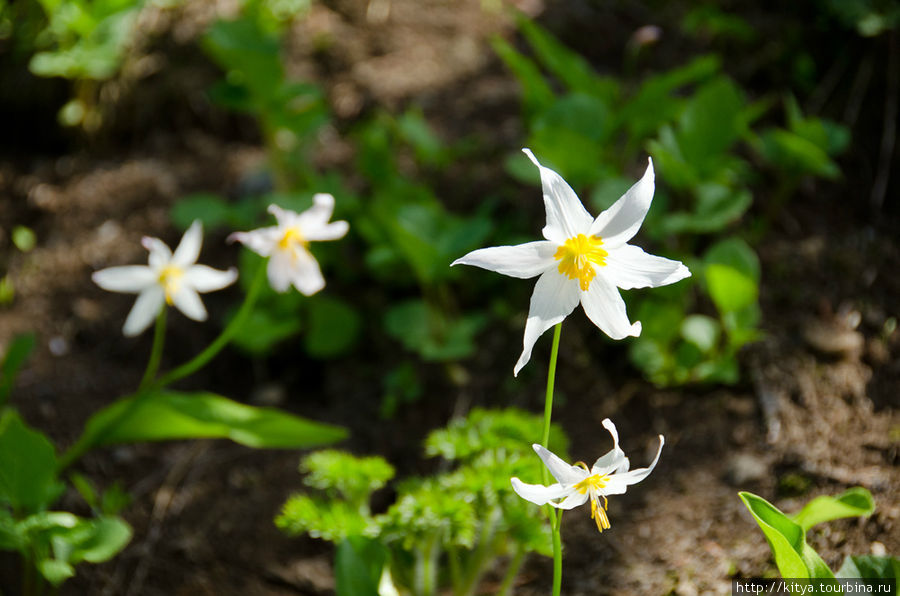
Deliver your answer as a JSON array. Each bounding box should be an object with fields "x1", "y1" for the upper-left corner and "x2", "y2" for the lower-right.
[
  {"x1": 202, "y1": 18, "x2": 283, "y2": 99},
  {"x1": 704, "y1": 237, "x2": 760, "y2": 281},
  {"x1": 706, "y1": 264, "x2": 758, "y2": 313},
  {"x1": 304, "y1": 296, "x2": 362, "y2": 358},
  {"x1": 58, "y1": 516, "x2": 132, "y2": 564},
  {"x1": 0, "y1": 507, "x2": 21, "y2": 550},
  {"x1": 12, "y1": 225, "x2": 36, "y2": 252},
  {"x1": 0, "y1": 332, "x2": 36, "y2": 407},
  {"x1": 0, "y1": 411, "x2": 62, "y2": 512},
  {"x1": 301, "y1": 450, "x2": 394, "y2": 505},
  {"x1": 681, "y1": 315, "x2": 721, "y2": 353},
  {"x1": 335, "y1": 537, "x2": 388, "y2": 596},
  {"x1": 837, "y1": 555, "x2": 899, "y2": 588},
  {"x1": 791, "y1": 487, "x2": 875, "y2": 532},
  {"x1": 170, "y1": 193, "x2": 237, "y2": 231},
  {"x1": 77, "y1": 391, "x2": 347, "y2": 450},
  {"x1": 677, "y1": 77, "x2": 746, "y2": 169},
  {"x1": 230, "y1": 307, "x2": 303, "y2": 355},
  {"x1": 491, "y1": 36, "x2": 555, "y2": 117},
  {"x1": 739, "y1": 492, "x2": 835, "y2": 579},
  {"x1": 38, "y1": 558, "x2": 75, "y2": 585}
]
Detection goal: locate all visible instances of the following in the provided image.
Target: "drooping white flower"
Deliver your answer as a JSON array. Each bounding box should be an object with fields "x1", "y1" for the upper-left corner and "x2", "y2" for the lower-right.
[
  {"x1": 229, "y1": 193, "x2": 349, "y2": 296},
  {"x1": 511, "y1": 419, "x2": 663, "y2": 533},
  {"x1": 92, "y1": 220, "x2": 238, "y2": 337},
  {"x1": 452, "y1": 149, "x2": 690, "y2": 375}
]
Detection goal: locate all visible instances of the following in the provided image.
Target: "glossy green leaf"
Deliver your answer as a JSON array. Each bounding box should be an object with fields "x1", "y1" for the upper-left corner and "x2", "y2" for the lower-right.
[
  {"x1": 0, "y1": 411, "x2": 62, "y2": 512},
  {"x1": 335, "y1": 536, "x2": 388, "y2": 596},
  {"x1": 706, "y1": 264, "x2": 758, "y2": 313},
  {"x1": 739, "y1": 492, "x2": 835, "y2": 579},
  {"x1": 77, "y1": 391, "x2": 347, "y2": 450},
  {"x1": 791, "y1": 487, "x2": 875, "y2": 532},
  {"x1": 837, "y1": 555, "x2": 899, "y2": 588}
]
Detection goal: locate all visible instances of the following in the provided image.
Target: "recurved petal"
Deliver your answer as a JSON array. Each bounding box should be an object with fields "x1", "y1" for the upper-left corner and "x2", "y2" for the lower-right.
[
  {"x1": 511, "y1": 478, "x2": 572, "y2": 506},
  {"x1": 515, "y1": 270, "x2": 580, "y2": 376},
  {"x1": 172, "y1": 220, "x2": 203, "y2": 268},
  {"x1": 228, "y1": 227, "x2": 280, "y2": 257},
  {"x1": 451, "y1": 241, "x2": 556, "y2": 279},
  {"x1": 142, "y1": 237, "x2": 172, "y2": 268},
  {"x1": 553, "y1": 491, "x2": 591, "y2": 510},
  {"x1": 268, "y1": 204, "x2": 299, "y2": 228},
  {"x1": 92, "y1": 266, "x2": 156, "y2": 293},
  {"x1": 533, "y1": 444, "x2": 588, "y2": 486},
  {"x1": 288, "y1": 249, "x2": 326, "y2": 296},
  {"x1": 522, "y1": 148, "x2": 594, "y2": 243},
  {"x1": 579, "y1": 276, "x2": 641, "y2": 340},
  {"x1": 603, "y1": 244, "x2": 691, "y2": 290},
  {"x1": 170, "y1": 286, "x2": 208, "y2": 322},
  {"x1": 591, "y1": 419, "x2": 627, "y2": 474},
  {"x1": 589, "y1": 157, "x2": 654, "y2": 248},
  {"x1": 297, "y1": 193, "x2": 337, "y2": 227},
  {"x1": 604, "y1": 435, "x2": 664, "y2": 495},
  {"x1": 122, "y1": 286, "x2": 165, "y2": 337},
  {"x1": 186, "y1": 265, "x2": 238, "y2": 293},
  {"x1": 304, "y1": 220, "x2": 349, "y2": 242}
]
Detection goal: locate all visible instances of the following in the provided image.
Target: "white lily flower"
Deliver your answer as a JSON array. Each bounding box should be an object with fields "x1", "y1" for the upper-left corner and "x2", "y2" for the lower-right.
[
  {"x1": 229, "y1": 193, "x2": 349, "y2": 296},
  {"x1": 511, "y1": 419, "x2": 664, "y2": 533},
  {"x1": 452, "y1": 149, "x2": 691, "y2": 375},
  {"x1": 92, "y1": 220, "x2": 238, "y2": 337}
]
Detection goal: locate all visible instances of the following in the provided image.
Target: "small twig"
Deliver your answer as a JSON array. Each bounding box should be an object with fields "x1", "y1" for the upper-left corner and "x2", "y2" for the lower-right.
[{"x1": 871, "y1": 31, "x2": 898, "y2": 211}]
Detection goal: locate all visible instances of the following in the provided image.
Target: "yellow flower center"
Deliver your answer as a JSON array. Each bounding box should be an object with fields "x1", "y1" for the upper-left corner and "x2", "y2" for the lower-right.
[
  {"x1": 158, "y1": 265, "x2": 184, "y2": 305},
  {"x1": 573, "y1": 473, "x2": 609, "y2": 494},
  {"x1": 554, "y1": 234, "x2": 608, "y2": 291},
  {"x1": 278, "y1": 226, "x2": 307, "y2": 252},
  {"x1": 573, "y1": 466, "x2": 612, "y2": 533}
]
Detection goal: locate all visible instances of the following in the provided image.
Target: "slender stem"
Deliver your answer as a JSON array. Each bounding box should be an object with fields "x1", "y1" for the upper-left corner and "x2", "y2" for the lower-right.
[
  {"x1": 551, "y1": 510, "x2": 564, "y2": 596},
  {"x1": 153, "y1": 265, "x2": 267, "y2": 389},
  {"x1": 138, "y1": 309, "x2": 167, "y2": 391},
  {"x1": 541, "y1": 323, "x2": 563, "y2": 483},
  {"x1": 497, "y1": 548, "x2": 526, "y2": 596}
]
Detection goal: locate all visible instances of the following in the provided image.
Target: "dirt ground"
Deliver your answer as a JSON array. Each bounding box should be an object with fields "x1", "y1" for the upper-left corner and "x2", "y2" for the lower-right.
[{"x1": 0, "y1": 1, "x2": 898, "y2": 595}]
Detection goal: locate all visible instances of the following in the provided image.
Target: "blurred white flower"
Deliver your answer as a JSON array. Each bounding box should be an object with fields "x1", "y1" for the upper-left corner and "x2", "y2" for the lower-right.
[
  {"x1": 92, "y1": 220, "x2": 238, "y2": 336},
  {"x1": 453, "y1": 149, "x2": 690, "y2": 375},
  {"x1": 511, "y1": 419, "x2": 664, "y2": 532},
  {"x1": 229, "y1": 193, "x2": 349, "y2": 295}
]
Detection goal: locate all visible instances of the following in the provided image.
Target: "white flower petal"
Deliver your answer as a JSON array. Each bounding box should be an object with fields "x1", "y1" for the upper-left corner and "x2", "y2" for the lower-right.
[
  {"x1": 170, "y1": 286, "x2": 207, "y2": 322},
  {"x1": 522, "y1": 148, "x2": 593, "y2": 243},
  {"x1": 268, "y1": 204, "x2": 299, "y2": 228},
  {"x1": 304, "y1": 220, "x2": 349, "y2": 242},
  {"x1": 532, "y1": 444, "x2": 589, "y2": 486},
  {"x1": 122, "y1": 286, "x2": 165, "y2": 337},
  {"x1": 297, "y1": 193, "x2": 337, "y2": 228},
  {"x1": 92, "y1": 266, "x2": 156, "y2": 293},
  {"x1": 172, "y1": 220, "x2": 203, "y2": 268},
  {"x1": 592, "y1": 419, "x2": 627, "y2": 474},
  {"x1": 451, "y1": 241, "x2": 556, "y2": 279},
  {"x1": 142, "y1": 237, "x2": 172, "y2": 269},
  {"x1": 589, "y1": 157, "x2": 655, "y2": 248},
  {"x1": 603, "y1": 244, "x2": 691, "y2": 290},
  {"x1": 515, "y1": 270, "x2": 580, "y2": 376},
  {"x1": 266, "y1": 251, "x2": 294, "y2": 293},
  {"x1": 186, "y1": 265, "x2": 238, "y2": 293},
  {"x1": 511, "y1": 478, "x2": 572, "y2": 506},
  {"x1": 289, "y1": 250, "x2": 326, "y2": 296},
  {"x1": 228, "y1": 228, "x2": 280, "y2": 257},
  {"x1": 604, "y1": 435, "x2": 664, "y2": 495},
  {"x1": 579, "y1": 276, "x2": 641, "y2": 340},
  {"x1": 554, "y1": 491, "x2": 591, "y2": 510}
]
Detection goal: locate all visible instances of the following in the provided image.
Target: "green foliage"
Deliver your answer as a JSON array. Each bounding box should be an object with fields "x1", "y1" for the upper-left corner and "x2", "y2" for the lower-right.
[
  {"x1": 71, "y1": 390, "x2": 347, "y2": 450},
  {"x1": 740, "y1": 488, "x2": 883, "y2": 581},
  {"x1": 0, "y1": 411, "x2": 64, "y2": 514},
  {"x1": 335, "y1": 537, "x2": 389, "y2": 596},
  {"x1": 277, "y1": 408, "x2": 566, "y2": 596},
  {"x1": 0, "y1": 333, "x2": 36, "y2": 408},
  {"x1": 837, "y1": 555, "x2": 900, "y2": 590}
]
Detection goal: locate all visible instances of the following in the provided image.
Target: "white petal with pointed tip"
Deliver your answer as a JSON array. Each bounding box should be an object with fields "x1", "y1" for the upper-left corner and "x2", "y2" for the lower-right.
[
  {"x1": 452, "y1": 241, "x2": 556, "y2": 279},
  {"x1": 604, "y1": 435, "x2": 665, "y2": 495},
  {"x1": 187, "y1": 265, "x2": 238, "y2": 293},
  {"x1": 304, "y1": 220, "x2": 349, "y2": 242},
  {"x1": 123, "y1": 286, "x2": 165, "y2": 337},
  {"x1": 289, "y1": 250, "x2": 326, "y2": 296},
  {"x1": 172, "y1": 220, "x2": 203, "y2": 268},
  {"x1": 511, "y1": 478, "x2": 572, "y2": 506},
  {"x1": 228, "y1": 228, "x2": 280, "y2": 257},
  {"x1": 591, "y1": 419, "x2": 627, "y2": 474},
  {"x1": 590, "y1": 158, "x2": 655, "y2": 248},
  {"x1": 170, "y1": 286, "x2": 207, "y2": 322},
  {"x1": 533, "y1": 444, "x2": 588, "y2": 486},
  {"x1": 522, "y1": 149, "x2": 593, "y2": 243},
  {"x1": 143, "y1": 237, "x2": 172, "y2": 268},
  {"x1": 92, "y1": 266, "x2": 156, "y2": 293},
  {"x1": 554, "y1": 491, "x2": 591, "y2": 510},
  {"x1": 515, "y1": 270, "x2": 580, "y2": 376},
  {"x1": 579, "y1": 277, "x2": 641, "y2": 340},
  {"x1": 603, "y1": 244, "x2": 692, "y2": 290}
]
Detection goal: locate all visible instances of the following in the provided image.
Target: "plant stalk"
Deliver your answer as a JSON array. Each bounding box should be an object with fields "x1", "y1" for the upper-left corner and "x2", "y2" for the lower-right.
[{"x1": 138, "y1": 309, "x2": 167, "y2": 391}]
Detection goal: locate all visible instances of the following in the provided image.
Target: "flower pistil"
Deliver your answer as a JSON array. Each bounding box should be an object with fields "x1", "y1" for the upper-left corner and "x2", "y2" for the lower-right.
[{"x1": 554, "y1": 234, "x2": 608, "y2": 291}]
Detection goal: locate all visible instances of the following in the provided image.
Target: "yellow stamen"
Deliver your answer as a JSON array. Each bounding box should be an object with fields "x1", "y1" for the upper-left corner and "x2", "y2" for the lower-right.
[
  {"x1": 590, "y1": 496, "x2": 611, "y2": 532},
  {"x1": 158, "y1": 265, "x2": 184, "y2": 305},
  {"x1": 278, "y1": 227, "x2": 307, "y2": 252},
  {"x1": 554, "y1": 234, "x2": 608, "y2": 291},
  {"x1": 573, "y1": 473, "x2": 609, "y2": 495}
]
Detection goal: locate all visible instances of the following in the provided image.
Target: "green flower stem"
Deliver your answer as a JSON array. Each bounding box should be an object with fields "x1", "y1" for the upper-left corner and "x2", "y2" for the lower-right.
[
  {"x1": 138, "y1": 309, "x2": 167, "y2": 391},
  {"x1": 540, "y1": 323, "x2": 563, "y2": 596},
  {"x1": 153, "y1": 264, "x2": 267, "y2": 389},
  {"x1": 497, "y1": 547, "x2": 526, "y2": 596}
]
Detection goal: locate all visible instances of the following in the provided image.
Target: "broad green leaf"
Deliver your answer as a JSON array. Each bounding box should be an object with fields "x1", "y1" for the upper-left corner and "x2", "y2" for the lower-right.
[
  {"x1": 837, "y1": 555, "x2": 899, "y2": 590},
  {"x1": 77, "y1": 391, "x2": 346, "y2": 450},
  {"x1": 53, "y1": 516, "x2": 132, "y2": 564},
  {"x1": 0, "y1": 411, "x2": 63, "y2": 512},
  {"x1": 706, "y1": 264, "x2": 758, "y2": 313},
  {"x1": 38, "y1": 558, "x2": 75, "y2": 585},
  {"x1": 704, "y1": 237, "x2": 760, "y2": 281},
  {"x1": 230, "y1": 307, "x2": 303, "y2": 355},
  {"x1": 304, "y1": 296, "x2": 362, "y2": 358},
  {"x1": 0, "y1": 507, "x2": 21, "y2": 550},
  {"x1": 202, "y1": 18, "x2": 283, "y2": 99},
  {"x1": 677, "y1": 77, "x2": 746, "y2": 169},
  {"x1": 739, "y1": 492, "x2": 834, "y2": 579},
  {"x1": 681, "y1": 315, "x2": 721, "y2": 353},
  {"x1": 335, "y1": 536, "x2": 388, "y2": 596},
  {"x1": 0, "y1": 332, "x2": 36, "y2": 407},
  {"x1": 791, "y1": 487, "x2": 875, "y2": 532}
]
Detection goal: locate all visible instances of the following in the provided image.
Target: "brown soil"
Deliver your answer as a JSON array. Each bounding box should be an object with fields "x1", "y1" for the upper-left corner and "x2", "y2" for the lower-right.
[{"x1": 0, "y1": 1, "x2": 897, "y2": 595}]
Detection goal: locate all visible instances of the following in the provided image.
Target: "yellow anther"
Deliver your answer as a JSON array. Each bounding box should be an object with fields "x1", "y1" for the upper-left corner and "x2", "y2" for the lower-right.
[
  {"x1": 554, "y1": 234, "x2": 608, "y2": 291},
  {"x1": 158, "y1": 265, "x2": 184, "y2": 305},
  {"x1": 590, "y1": 497, "x2": 611, "y2": 532},
  {"x1": 278, "y1": 227, "x2": 307, "y2": 251}
]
